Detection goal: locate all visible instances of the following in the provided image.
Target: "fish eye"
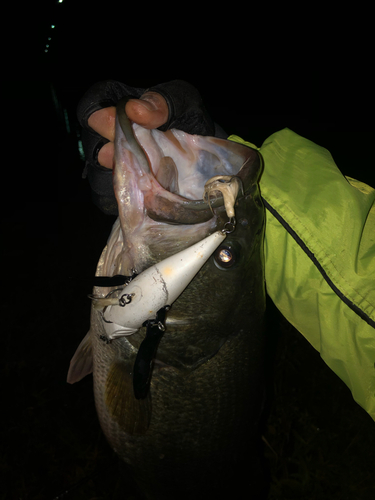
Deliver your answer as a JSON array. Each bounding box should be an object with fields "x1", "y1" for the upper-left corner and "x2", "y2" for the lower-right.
[{"x1": 213, "y1": 244, "x2": 238, "y2": 269}]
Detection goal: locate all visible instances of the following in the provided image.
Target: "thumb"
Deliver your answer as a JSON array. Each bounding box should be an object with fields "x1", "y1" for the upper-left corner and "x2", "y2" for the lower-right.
[{"x1": 125, "y1": 92, "x2": 169, "y2": 129}]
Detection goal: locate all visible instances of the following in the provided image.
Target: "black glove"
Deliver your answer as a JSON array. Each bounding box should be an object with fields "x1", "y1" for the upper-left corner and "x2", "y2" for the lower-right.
[{"x1": 77, "y1": 79, "x2": 227, "y2": 215}]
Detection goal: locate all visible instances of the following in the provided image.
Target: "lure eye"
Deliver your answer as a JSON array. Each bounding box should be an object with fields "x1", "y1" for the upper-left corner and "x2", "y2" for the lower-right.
[{"x1": 214, "y1": 244, "x2": 237, "y2": 269}]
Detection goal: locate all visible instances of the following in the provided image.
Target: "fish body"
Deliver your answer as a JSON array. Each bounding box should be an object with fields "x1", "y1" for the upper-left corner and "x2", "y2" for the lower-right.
[{"x1": 69, "y1": 99, "x2": 266, "y2": 499}]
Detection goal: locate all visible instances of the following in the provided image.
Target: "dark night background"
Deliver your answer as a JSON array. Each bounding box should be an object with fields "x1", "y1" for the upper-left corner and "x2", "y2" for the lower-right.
[{"x1": 2, "y1": 1, "x2": 374, "y2": 499}]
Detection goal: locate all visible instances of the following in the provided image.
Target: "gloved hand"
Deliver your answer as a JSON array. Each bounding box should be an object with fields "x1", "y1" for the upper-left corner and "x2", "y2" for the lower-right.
[{"x1": 77, "y1": 80, "x2": 227, "y2": 214}]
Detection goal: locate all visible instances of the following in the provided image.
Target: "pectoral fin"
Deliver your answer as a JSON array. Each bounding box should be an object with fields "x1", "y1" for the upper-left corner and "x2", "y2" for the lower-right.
[
  {"x1": 67, "y1": 332, "x2": 93, "y2": 384},
  {"x1": 105, "y1": 359, "x2": 151, "y2": 435}
]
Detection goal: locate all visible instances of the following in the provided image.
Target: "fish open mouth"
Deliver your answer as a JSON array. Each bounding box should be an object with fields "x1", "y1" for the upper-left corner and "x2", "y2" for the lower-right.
[{"x1": 115, "y1": 97, "x2": 260, "y2": 225}]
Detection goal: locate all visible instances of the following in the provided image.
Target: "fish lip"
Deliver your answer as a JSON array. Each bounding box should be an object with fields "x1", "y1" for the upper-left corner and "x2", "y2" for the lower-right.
[{"x1": 116, "y1": 97, "x2": 258, "y2": 225}]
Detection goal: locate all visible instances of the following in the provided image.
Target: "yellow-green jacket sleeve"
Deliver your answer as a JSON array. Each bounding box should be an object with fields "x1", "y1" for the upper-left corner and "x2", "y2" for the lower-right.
[{"x1": 229, "y1": 129, "x2": 375, "y2": 421}]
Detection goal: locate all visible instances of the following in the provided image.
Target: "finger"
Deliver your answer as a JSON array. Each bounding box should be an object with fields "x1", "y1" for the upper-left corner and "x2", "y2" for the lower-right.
[
  {"x1": 125, "y1": 92, "x2": 169, "y2": 129},
  {"x1": 87, "y1": 93, "x2": 169, "y2": 169},
  {"x1": 97, "y1": 142, "x2": 114, "y2": 170},
  {"x1": 88, "y1": 106, "x2": 116, "y2": 141}
]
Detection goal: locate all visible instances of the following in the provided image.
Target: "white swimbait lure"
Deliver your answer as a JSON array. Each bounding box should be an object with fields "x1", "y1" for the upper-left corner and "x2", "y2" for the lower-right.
[{"x1": 95, "y1": 230, "x2": 226, "y2": 341}]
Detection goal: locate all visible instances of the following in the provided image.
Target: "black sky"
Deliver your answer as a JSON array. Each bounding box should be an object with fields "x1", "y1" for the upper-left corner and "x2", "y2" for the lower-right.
[{"x1": 13, "y1": 0, "x2": 374, "y2": 187}]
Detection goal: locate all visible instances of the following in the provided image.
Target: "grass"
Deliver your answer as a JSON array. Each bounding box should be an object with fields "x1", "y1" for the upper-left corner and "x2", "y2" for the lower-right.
[{"x1": 264, "y1": 316, "x2": 375, "y2": 500}]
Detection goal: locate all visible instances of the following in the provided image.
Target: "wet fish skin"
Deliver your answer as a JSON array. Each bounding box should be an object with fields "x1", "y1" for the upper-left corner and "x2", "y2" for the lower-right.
[{"x1": 69, "y1": 104, "x2": 267, "y2": 498}]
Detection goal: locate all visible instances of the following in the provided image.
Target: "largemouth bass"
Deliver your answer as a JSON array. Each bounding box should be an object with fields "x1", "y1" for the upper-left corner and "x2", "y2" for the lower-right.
[{"x1": 68, "y1": 98, "x2": 267, "y2": 499}]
